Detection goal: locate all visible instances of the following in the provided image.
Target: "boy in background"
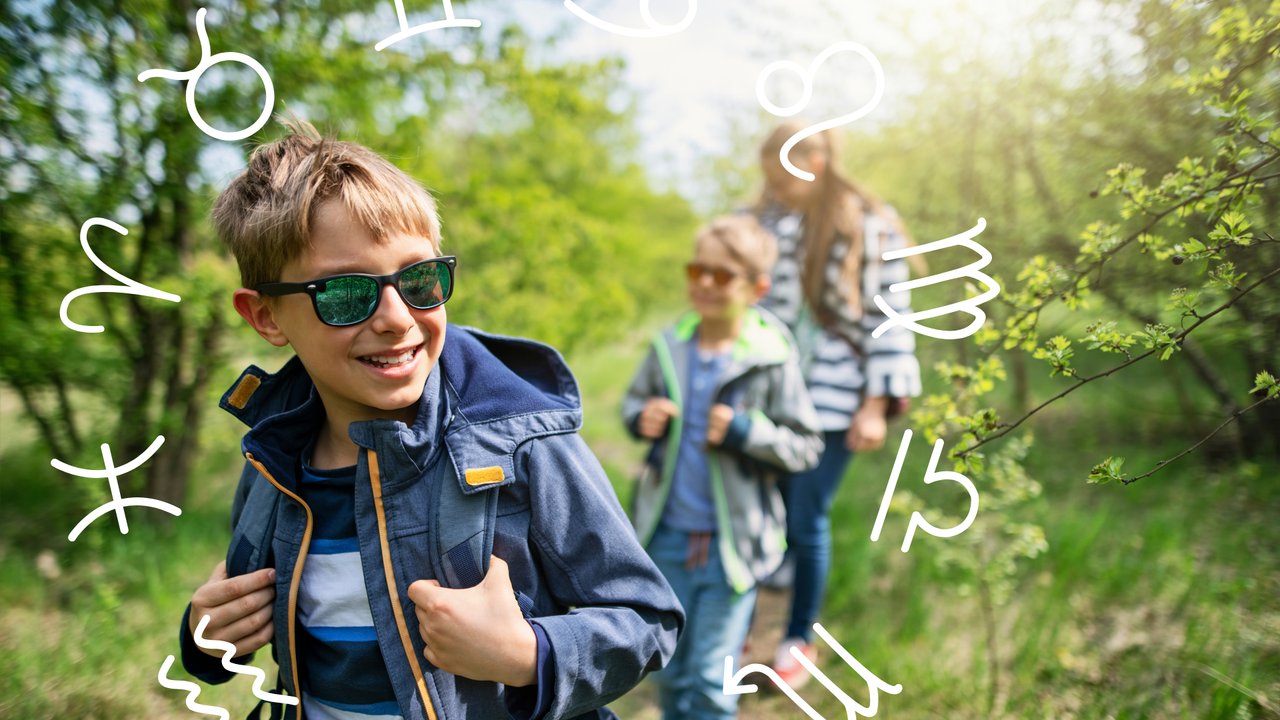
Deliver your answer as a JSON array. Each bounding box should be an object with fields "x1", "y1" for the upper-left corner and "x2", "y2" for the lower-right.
[{"x1": 623, "y1": 215, "x2": 822, "y2": 719}]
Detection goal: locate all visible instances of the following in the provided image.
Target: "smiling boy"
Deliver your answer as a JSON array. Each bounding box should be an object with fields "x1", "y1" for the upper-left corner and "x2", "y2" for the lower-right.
[{"x1": 178, "y1": 122, "x2": 682, "y2": 720}]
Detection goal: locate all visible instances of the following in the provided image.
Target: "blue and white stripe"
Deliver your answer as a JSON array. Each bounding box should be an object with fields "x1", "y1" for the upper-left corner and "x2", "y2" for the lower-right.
[
  {"x1": 297, "y1": 463, "x2": 402, "y2": 719},
  {"x1": 757, "y1": 204, "x2": 922, "y2": 430}
]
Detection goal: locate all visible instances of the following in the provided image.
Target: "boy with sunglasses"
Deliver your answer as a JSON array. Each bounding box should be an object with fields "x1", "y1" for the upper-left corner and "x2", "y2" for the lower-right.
[
  {"x1": 622, "y1": 215, "x2": 822, "y2": 719},
  {"x1": 177, "y1": 122, "x2": 682, "y2": 720}
]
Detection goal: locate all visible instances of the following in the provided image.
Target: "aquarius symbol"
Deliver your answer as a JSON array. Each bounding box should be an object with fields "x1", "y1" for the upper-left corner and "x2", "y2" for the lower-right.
[
  {"x1": 562, "y1": 0, "x2": 697, "y2": 38},
  {"x1": 61, "y1": 218, "x2": 181, "y2": 334},
  {"x1": 870, "y1": 429, "x2": 980, "y2": 553},
  {"x1": 52, "y1": 436, "x2": 182, "y2": 542},
  {"x1": 137, "y1": 8, "x2": 275, "y2": 142},
  {"x1": 724, "y1": 623, "x2": 902, "y2": 718},
  {"x1": 871, "y1": 218, "x2": 1000, "y2": 340},
  {"x1": 192, "y1": 613, "x2": 299, "y2": 707},
  {"x1": 375, "y1": 0, "x2": 481, "y2": 51},
  {"x1": 756, "y1": 41, "x2": 885, "y2": 182},
  {"x1": 157, "y1": 655, "x2": 230, "y2": 719}
]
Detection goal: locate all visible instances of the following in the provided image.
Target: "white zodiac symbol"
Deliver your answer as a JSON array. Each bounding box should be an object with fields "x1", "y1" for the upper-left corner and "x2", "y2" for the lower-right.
[
  {"x1": 871, "y1": 218, "x2": 1000, "y2": 340},
  {"x1": 61, "y1": 218, "x2": 181, "y2": 334},
  {"x1": 724, "y1": 623, "x2": 902, "y2": 718},
  {"x1": 870, "y1": 429, "x2": 980, "y2": 553},
  {"x1": 562, "y1": 0, "x2": 697, "y2": 38},
  {"x1": 137, "y1": 8, "x2": 275, "y2": 142},
  {"x1": 756, "y1": 41, "x2": 885, "y2": 182},
  {"x1": 375, "y1": 0, "x2": 481, "y2": 52},
  {"x1": 52, "y1": 436, "x2": 183, "y2": 542}
]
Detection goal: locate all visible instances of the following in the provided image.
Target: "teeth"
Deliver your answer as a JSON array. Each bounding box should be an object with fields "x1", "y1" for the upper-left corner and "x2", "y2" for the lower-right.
[{"x1": 363, "y1": 348, "x2": 415, "y2": 366}]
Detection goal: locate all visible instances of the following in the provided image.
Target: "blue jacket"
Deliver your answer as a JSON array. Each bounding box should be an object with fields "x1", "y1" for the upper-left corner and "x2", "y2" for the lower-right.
[{"x1": 179, "y1": 325, "x2": 684, "y2": 719}]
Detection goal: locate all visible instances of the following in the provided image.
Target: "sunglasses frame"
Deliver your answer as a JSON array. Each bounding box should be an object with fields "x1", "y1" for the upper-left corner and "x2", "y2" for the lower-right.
[
  {"x1": 254, "y1": 255, "x2": 457, "y2": 327},
  {"x1": 685, "y1": 262, "x2": 746, "y2": 287}
]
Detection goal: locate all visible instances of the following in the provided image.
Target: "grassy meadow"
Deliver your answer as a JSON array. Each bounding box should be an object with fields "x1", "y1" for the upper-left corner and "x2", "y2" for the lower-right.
[{"x1": 2, "y1": 316, "x2": 1275, "y2": 720}]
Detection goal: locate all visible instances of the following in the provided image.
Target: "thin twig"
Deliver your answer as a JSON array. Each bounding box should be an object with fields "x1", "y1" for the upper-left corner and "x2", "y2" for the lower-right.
[
  {"x1": 957, "y1": 264, "x2": 1280, "y2": 456},
  {"x1": 1123, "y1": 393, "x2": 1275, "y2": 485}
]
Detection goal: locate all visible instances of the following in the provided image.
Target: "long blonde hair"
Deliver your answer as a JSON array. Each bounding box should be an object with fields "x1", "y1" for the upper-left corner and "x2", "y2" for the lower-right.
[{"x1": 756, "y1": 122, "x2": 910, "y2": 325}]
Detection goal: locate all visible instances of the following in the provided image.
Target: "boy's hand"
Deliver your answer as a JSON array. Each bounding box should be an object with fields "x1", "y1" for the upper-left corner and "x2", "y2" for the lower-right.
[
  {"x1": 188, "y1": 561, "x2": 276, "y2": 658},
  {"x1": 408, "y1": 556, "x2": 537, "y2": 687},
  {"x1": 637, "y1": 398, "x2": 680, "y2": 439},
  {"x1": 705, "y1": 403, "x2": 735, "y2": 446}
]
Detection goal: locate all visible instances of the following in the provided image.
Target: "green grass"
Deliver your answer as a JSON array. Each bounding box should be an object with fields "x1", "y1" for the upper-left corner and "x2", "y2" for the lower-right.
[{"x1": 2, "y1": 319, "x2": 1277, "y2": 719}]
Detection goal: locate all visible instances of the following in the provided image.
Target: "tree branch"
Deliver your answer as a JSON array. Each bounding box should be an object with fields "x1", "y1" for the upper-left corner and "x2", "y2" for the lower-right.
[
  {"x1": 957, "y1": 263, "x2": 1280, "y2": 456},
  {"x1": 1122, "y1": 393, "x2": 1276, "y2": 485}
]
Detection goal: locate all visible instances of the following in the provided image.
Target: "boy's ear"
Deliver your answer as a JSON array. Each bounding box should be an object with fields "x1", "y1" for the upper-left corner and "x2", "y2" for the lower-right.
[
  {"x1": 752, "y1": 274, "x2": 772, "y2": 302},
  {"x1": 233, "y1": 289, "x2": 290, "y2": 348}
]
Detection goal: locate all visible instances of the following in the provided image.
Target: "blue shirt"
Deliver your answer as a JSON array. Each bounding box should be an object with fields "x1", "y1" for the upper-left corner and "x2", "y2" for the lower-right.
[{"x1": 663, "y1": 344, "x2": 731, "y2": 532}]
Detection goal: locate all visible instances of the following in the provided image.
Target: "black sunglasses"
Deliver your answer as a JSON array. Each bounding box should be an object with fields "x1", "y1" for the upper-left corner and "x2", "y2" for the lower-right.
[{"x1": 255, "y1": 256, "x2": 456, "y2": 327}]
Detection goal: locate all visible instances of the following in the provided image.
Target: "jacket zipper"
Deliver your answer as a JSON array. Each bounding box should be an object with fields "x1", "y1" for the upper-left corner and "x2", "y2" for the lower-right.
[
  {"x1": 245, "y1": 452, "x2": 312, "y2": 720},
  {"x1": 368, "y1": 451, "x2": 438, "y2": 720}
]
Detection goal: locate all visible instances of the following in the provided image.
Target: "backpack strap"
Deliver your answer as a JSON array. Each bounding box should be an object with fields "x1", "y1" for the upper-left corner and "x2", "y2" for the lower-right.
[
  {"x1": 226, "y1": 462, "x2": 280, "y2": 577},
  {"x1": 430, "y1": 448, "x2": 501, "y2": 589}
]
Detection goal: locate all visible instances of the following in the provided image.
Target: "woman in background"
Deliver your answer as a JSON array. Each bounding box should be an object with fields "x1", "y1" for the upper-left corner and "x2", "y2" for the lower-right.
[{"x1": 752, "y1": 122, "x2": 923, "y2": 687}]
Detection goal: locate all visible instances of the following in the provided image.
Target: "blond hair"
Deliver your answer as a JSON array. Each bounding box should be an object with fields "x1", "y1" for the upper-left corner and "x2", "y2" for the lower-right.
[
  {"x1": 756, "y1": 122, "x2": 912, "y2": 323},
  {"x1": 212, "y1": 119, "x2": 441, "y2": 288},
  {"x1": 696, "y1": 215, "x2": 779, "y2": 278}
]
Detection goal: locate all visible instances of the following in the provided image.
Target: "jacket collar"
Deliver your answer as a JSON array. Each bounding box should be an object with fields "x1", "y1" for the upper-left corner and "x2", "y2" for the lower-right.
[
  {"x1": 670, "y1": 306, "x2": 792, "y2": 365},
  {"x1": 219, "y1": 325, "x2": 583, "y2": 491}
]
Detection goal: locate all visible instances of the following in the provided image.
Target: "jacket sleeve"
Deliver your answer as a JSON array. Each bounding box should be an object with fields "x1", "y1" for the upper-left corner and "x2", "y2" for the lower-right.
[
  {"x1": 621, "y1": 340, "x2": 667, "y2": 440},
  {"x1": 178, "y1": 460, "x2": 258, "y2": 684},
  {"x1": 721, "y1": 351, "x2": 824, "y2": 474},
  {"x1": 520, "y1": 432, "x2": 685, "y2": 718}
]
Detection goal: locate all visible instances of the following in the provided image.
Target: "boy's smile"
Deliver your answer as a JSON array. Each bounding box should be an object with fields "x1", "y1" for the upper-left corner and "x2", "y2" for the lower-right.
[{"x1": 241, "y1": 200, "x2": 447, "y2": 435}]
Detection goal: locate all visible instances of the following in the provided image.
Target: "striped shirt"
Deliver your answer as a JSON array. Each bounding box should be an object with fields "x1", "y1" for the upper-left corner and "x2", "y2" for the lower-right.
[
  {"x1": 756, "y1": 203, "x2": 922, "y2": 430},
  {"x1": 297, "y1": 462, "x2": 402, "y2": 720}
]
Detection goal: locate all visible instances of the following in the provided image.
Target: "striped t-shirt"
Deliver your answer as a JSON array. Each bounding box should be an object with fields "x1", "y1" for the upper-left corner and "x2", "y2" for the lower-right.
[{"x1": 297, "y1": 462, "x2": 402, "y2": 720}]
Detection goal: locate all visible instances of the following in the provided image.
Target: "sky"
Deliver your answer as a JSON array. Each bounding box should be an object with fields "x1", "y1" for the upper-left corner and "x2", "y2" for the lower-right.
[{"x1": 500, "y1": 0, "x2": 1138, "y2": 205}]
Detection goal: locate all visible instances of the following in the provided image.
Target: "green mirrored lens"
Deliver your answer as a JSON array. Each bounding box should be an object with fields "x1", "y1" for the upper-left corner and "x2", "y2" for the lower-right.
[
  {"x1": 316, "y1": 276, "x2": 378, "y2": 325},
  {"x1": 399, "y1": 261, "x2": 450, "y2": 309}
]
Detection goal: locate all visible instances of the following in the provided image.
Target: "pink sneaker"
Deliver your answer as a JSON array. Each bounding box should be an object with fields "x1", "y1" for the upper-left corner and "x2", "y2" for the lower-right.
[{"x1": 772, "y1": 637, "x2": 817, "y2": 689}]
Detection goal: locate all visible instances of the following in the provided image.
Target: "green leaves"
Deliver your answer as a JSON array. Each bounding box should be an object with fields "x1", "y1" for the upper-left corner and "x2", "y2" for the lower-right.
[
  {"x1": 1087, "y1": 456, "x2": 1127, "y2": 485},
  {"x1": 1253, "y1": 371, "x2": 1279, "y2": 399},
  {"x1": 1033, "y1": 335, "x2": 1076, "y2": 377},
  {"x1": 1082, "y1": 321, "x2": 1137, "y2": 358},
  {"x1": 1137, "y1": 323, "x2": 1182, "y2": 361}
]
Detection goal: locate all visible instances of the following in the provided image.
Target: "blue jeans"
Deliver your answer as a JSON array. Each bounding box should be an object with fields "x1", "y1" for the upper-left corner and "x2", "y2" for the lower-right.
[
  {"x1": 647, "y1": 524, "x2": 758, "y2": 720},
  {"x1": 780, "y1": 430, "x2": 854, "y2": 642}
]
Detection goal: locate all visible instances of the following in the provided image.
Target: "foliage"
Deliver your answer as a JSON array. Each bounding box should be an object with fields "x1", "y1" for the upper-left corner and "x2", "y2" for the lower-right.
[{"x1": 0, "y1": 1, "x2": 695, "y2": 511}]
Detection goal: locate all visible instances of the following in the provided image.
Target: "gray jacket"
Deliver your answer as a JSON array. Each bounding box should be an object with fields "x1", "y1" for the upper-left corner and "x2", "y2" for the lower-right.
[{"x1": 623, "y1": 307, "x2": 824, "y2": 592}]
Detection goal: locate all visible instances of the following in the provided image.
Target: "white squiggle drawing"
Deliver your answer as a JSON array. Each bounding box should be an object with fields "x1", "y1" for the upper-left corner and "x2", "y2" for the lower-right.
[
  {"x1": 871, "y1": 217, "x2": 1000, "y2": 340},
  {"x1": 562, "y1": 0, "x2": 696, "y2": 38},
  {"x1": 870, "y1": 429, "x2": 980, "y2": 553},
  {"x1": 193, "y1": 613, "x2": 299, "y2": 706},
  {"x1": 60, "y1": 217, "x2": 182, "y2": 334},
  {"x1": 375, "y1": 0, "x2": 481, "y2": 51},
  {"x1": 756, "y1": 41, "x2": 885, "y2": 182},
  {"x1": 137, "y1": 8, "x2": 274, "y2": 142},
  {"x1": 53, "y1": 436, "x2": 183, "y2": 542},
  {"x1": 723, "y1": 623, "x2": 902, "y2": 718},
  {"x1": 157, "y1": 654, "x2": 231, "y2": 720}
]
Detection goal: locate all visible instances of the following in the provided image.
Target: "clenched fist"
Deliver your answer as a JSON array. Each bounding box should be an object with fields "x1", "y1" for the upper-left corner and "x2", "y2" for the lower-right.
[
  {"x1": 408, "y1": 556, "x2": 537, "y2": 687},
  {"x1": 637, "y1": 398, "x2": 680, "y2": 439},
  {"x1": 705, "y1": 403, "x2": 735, "y2": 446}
]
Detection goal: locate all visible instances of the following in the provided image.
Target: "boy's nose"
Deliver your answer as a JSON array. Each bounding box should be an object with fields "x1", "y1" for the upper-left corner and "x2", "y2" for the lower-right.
[{"x1": 369, "y1": 283, "x2": 415, "y2": 334}]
